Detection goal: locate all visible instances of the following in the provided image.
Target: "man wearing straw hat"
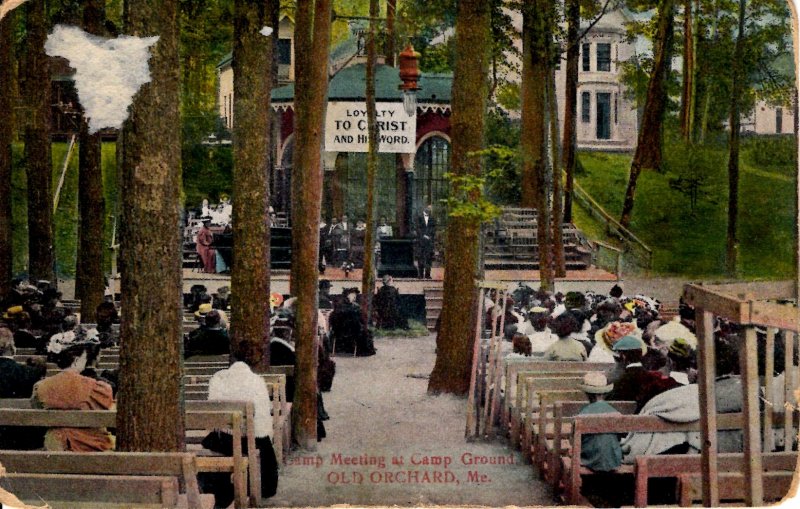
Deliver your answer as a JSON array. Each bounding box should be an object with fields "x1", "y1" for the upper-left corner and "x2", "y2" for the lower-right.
[
  {"x1": 577, "y1": 371, "x2": 623, "y2": 472},
  {"x1": 576, "y1": 371, "x2": 628, "y2": 507}
]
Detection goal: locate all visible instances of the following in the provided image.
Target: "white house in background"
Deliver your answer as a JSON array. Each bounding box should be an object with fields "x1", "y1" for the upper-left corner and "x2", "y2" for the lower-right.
[
  {"x1": 742, "y1": 99, "x2": 796, "y2": 134},
  {"x1": 217, "y1": 15, "x2": 295, "y2": 130},
  {"x1": 505, "y1": 8, "x2": 639, "y2": 151}
]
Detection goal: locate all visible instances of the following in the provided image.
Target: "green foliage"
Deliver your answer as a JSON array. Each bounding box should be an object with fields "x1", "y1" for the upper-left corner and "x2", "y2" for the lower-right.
[
  {"x1": 495, "y1": 82, "x2": 521, "y2": 111},
  {"x1": 742, "y1": 135, "x2": 797, "y2": 171},
  {"x1": 182, "y1": 145, "x2": 233, "y2": 207},
  {"x1": 11, "y1": 142, "x2": 119, "y2": 279},
  {"x1": 442, "y1": 148, "x2": 503, "y2": 228},
  {"x1": 663, "y1": 140, "x2": 724, "y2": 214},
  {"x1": 575, "y1": 148, "x2": 796, "y2": 279},
  {"x1": 483, "y1": 108, "x2": 521, "y2": 204}
]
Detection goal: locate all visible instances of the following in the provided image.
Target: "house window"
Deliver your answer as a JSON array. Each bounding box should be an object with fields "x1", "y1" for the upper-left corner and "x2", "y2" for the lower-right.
[
  {"x1": 582, "y1": 43, "x2": 591, "y2": 72},
  {"x1": 581, "y1": 92, "x2": 591, "y2": 123},
  {"x1": 597, "y1": 43, "x2": 611, "y2": 72},
  {"x1": 776, "y1": 107, "x2": 783, "y2": 134},
  {"x1": 596, "y1": 93, "x2": 611, "y2": 139},
  {"x1": 278, "y1": 39, "x2": 292, "y2": 65},
  {"x1": 614, "y1": 93, "x2": 618, "y2": 124}
]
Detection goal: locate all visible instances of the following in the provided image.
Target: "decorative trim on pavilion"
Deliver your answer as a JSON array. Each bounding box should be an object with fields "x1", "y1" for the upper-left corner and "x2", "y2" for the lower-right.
[
  {"x1": 418, "y1": 103, "x2": 451, "y2": 114},
  {"x1": 272, "y1": 103, "x2": 294, "y2": 112}
]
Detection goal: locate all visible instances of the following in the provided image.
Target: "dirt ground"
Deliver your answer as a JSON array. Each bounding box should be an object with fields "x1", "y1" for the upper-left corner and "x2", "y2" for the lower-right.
[{"x1": 263, "y1": 333, "x2": 553, "y2": 507}]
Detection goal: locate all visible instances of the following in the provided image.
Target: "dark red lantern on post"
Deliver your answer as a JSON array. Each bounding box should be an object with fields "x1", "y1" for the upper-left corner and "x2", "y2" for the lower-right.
[{"x1": 398, "y1": 43, "x2": 421, "y2": 116}]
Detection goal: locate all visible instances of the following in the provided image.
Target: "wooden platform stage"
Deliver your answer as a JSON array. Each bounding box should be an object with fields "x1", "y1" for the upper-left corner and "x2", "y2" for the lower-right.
[{"x1": 169, "y1": 266, "x2": 620, "y2": 296}]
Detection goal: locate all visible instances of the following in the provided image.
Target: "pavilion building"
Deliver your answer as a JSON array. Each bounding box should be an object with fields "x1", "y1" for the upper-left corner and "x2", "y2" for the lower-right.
[{"x1": 217, "y1": 22, "x2": 454, "y2": 242}]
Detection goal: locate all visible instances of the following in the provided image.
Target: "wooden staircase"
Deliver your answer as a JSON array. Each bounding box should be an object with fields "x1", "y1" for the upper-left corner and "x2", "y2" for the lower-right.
[
  {"x1": 423, "y1": 286, "x2": 443, "y2": 332},
  {"x1": 483, "y1": 208, "x2": 593, "y2": 271}
]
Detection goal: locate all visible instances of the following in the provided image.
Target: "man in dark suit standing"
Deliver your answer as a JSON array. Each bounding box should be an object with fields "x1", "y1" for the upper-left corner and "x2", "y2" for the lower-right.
[{"x1": 415, "y1": 204, "x2": 436, "y2": 279}]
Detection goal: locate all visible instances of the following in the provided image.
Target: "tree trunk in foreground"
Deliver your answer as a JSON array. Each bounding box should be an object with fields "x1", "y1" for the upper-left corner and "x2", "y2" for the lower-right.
[
  {"x1": 76, "y1": 0, "x2": 108, "y2": 317},
  {"x1": 385, "y1": 0, "x2": 396, "y2": 67},
  {"x1": 361, "y1": 0, "x2": 379, "y2": 324},
  {"x1": 549, "y1": 64, "x2": 565, "y2": 278},
  {"x1": 619, "y1": 0, "x2": 675, "y2": 228},
  {"x1": 0, "y1": 11, "x2": 14, "y2": 302},
  {"x1": 679, "y1": 0, "x2": 694, "y2": 141},
  {"x1": 561, "y1": 0, "x2": 579, "y2": 224},
  {"x1": 24, "y1": 0, "x2": 55, "y2": 285},
  {"x1": 427, "y1": 0, "x2": 490, "y2": 395},
  {"x1": 231, "y1": 0, "x2": 274, "y2": 369},
  {"x1": 521, "y1": 0, "x2": 553, "y2": 290},
  {"x1": 291, "y1": 0, "x2": 332, "y2": 449},
  {"x1": 726, "y1": 0, "x2": 746, "y2": 277},
  {"x1": 116, "y1": 0, "x2": 184, "y2": 452}
]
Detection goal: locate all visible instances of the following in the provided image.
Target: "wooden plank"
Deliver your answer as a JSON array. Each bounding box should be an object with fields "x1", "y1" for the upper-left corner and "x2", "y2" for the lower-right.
[
  {"x1": 683, "y1": 284, "x2": 749, "y2": 323},
  {"x1": 765, "y1": 328, "x2": 776, "y2": 452},
  {"x1": 740, "y1": 326, "x2": 764, "y2": 506},
  {"x1": 750, "y1": 301, "x2": 799, "y2": 332},
  {"x1": 1, "y1": 473, "x2": 178, "y2": 506},
  {"x1": 695, "y1": 307, "x2": 719, "y2": 507},
  {"x1": 465, "y1": 287, "x2": 485, "y2": 439},
  {"x1": 786, "y1": 331, "x2": 796, "y2": 450},
  {"x1": 691, "y1": 280, "x2": 795, "y2": 301}
]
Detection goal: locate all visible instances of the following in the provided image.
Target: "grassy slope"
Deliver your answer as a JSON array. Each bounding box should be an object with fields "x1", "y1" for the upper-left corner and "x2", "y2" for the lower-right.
[
  {"x1": 575, "y1": 150, "x2": 796, "y2": 279},
  {"x1": 11, "y1": 141, "x2": 118, "y2": 279}
]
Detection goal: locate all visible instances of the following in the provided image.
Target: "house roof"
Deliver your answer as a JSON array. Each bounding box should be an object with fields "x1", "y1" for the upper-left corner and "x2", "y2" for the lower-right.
[{"x1": 271, "y1": 63, "x2": 452, "y2": 103}]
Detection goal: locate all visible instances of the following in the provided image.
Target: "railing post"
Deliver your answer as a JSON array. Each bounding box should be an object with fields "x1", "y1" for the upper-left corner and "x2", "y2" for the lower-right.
[
  {"x1": 740, "y1": 325, "x2": 764, "y2": 507},
  {"x1": 696, "y1": 308, "x2": 719, "y2": 507},
  {"x1": 785, "y1": 331, "x2": 796, "y2": 450},
  {"x1": 764, "y1": 328, "x2": 775, "y2": 452}
]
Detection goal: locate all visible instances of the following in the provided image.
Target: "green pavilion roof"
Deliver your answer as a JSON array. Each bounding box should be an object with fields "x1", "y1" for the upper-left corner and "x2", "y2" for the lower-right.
[{"x1": 271, "y1": 63, "x2": 452, "y2": 104}]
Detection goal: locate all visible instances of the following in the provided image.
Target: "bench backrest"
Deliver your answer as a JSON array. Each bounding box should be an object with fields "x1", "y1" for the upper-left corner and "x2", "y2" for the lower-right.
[
  {"x1": 503, "y1": 359, "x2": 613, "y2": 422},
  {"x1": 0, "y1": 450, "x2": 202, "y2": 508},
  {"x1": 1, "y1": 473, "x2": 179, "y2": 506}
]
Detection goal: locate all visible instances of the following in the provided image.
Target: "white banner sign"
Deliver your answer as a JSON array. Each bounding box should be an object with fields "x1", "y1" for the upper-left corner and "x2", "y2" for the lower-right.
[{"x1": 325, "y1": 101, "x2": 416, "y2": 153}]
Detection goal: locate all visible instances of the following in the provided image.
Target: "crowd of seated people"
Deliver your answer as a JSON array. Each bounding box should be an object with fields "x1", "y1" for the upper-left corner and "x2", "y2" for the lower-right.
[{"x1": 496, "y1": 282, "x2": 797, "y2": 505}]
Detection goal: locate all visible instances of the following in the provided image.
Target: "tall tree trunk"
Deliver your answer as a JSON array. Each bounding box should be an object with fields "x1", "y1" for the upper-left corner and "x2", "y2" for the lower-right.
[
  {"x1": 427, "y1": 0, "x2": 490, "y2": 395},
  {"x1": 726, "y1": 0, "x2": 746, "y2": 276},
  {"x1": 116, "y1": 0, "x2": 184, "y2": 452},
  {"x1": 519, "y1": 2, "x2": 539, "y2": 210},
  {"x1": 0, "y1": 11, "x2": 14, "y2": 301},
  {"x1": 561, "y1": 0, "x2": 579, "y2": 224},
  {"x1": 386, "y1": 0, "x2": 396, "y2": 66},
  {"x1": 679, "y1": 0, "x2": 694, "y2": 141},
  {"x1": 75, "y1": 0, "x2": 107, "y2": 316},
  {"x1": 231, "y1": 0, "x2": 274, "y2": 369},
  {"x1": 549, "y1": 64, "x2": 565, "y2": 278},
  {"x1": 619, "y1": 0, "x2": 676, "y2": 228},
  {"x1": 23, "y1": 0, "x2": 55, "y2": 285},
  {"x1": 699, "y1": 0, "x2": 719, "y2": 144},
  {"x1": 291, "y1": 0, "x2": 332, "y2": 449},
  {"x1": 361, "y1": 0, "x2": 379, "y2": 323},
  {"x1": 521, "y1": 0, "x2": 553, "y2": 290}
]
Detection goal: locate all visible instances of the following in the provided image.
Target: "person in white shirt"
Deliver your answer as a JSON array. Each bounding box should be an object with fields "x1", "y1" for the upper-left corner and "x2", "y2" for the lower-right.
[
  {"x1": 199, "y1": 346, "x2": 279, "y2": 504},
  {"x1": 527, "y1": 307, "x2": 558, "y2": 354}
]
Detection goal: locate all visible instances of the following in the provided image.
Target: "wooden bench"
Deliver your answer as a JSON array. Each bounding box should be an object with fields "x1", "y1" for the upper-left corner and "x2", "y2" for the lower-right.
[
  {"x1": 1, "y1": 472, "x2": 181, "y2": 508},
  {"x1": 564, "y1": 412, "x2": 748, "y2": 505},
  {"x1": 517, "y1": 376, "x2": 584, "y2": 461},
  {"x1": 0, "y1": 407, "x2": 253, "y2": 508},
  {"x1": 502, "y1": 359, "x2": 613, "y2": 446},
  {"x1": 0, "y1": 450, "x2": 212, "y2": 509},
  {"x1": 679, "y1": 470, "x2": 795, "y2": 506},
  {"x1": 547, "y1": 400, "x2": 637, "y2": 491},
  {"x1": 633, "y1": 451, "x2": 798, "y2": 507},
  {"x1": 529, "y1": 390, "x2": 586, "y2": 476},
  {"x1": 183, "y1": 374, "x2": 289, "y2": 465}
]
